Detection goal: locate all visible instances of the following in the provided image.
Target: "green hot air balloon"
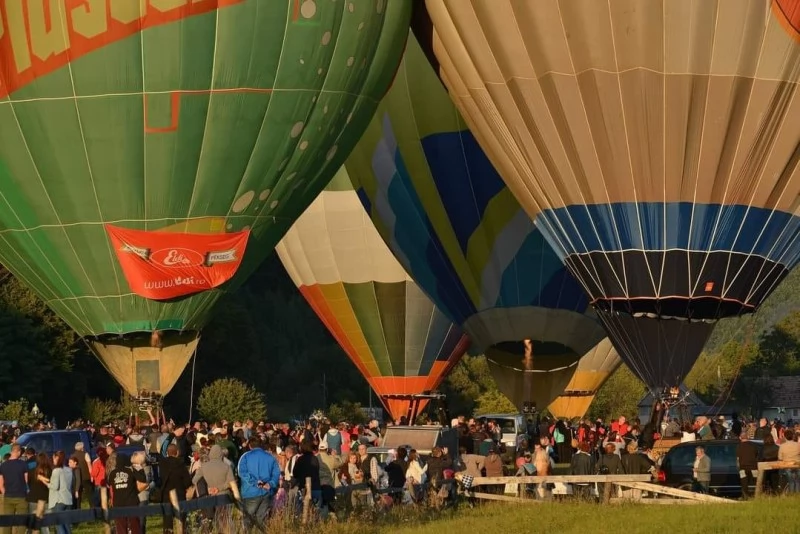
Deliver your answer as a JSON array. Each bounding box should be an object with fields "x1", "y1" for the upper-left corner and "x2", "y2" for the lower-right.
[{"x1": 0, "y1": 0, "x2": 410, "y2": 399}]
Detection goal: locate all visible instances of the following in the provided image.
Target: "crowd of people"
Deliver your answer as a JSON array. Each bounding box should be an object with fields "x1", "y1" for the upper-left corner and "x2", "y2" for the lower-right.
[{"x1": 0, "y1": 408, "x2": 799, "y2": 533}]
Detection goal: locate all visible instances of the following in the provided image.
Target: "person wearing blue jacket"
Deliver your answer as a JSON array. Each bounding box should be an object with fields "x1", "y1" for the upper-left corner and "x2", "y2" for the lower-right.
[{"x1": 237, "y1": 437, "x2": 280, "y2": 530}]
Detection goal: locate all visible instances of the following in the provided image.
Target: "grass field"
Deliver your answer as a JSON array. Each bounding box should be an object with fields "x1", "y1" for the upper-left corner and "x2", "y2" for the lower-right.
[
  {"x1": 386, "y1": 498, "x2": 800, "y2": 534},
  {"x1": 70, "y1": 496, "x2": 800, "y2": 534}
]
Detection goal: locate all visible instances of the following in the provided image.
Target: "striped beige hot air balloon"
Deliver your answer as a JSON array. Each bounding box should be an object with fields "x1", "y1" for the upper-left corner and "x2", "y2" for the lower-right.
[{"x1": 275, "y1": 168, "x2": 469, "y2": 421}]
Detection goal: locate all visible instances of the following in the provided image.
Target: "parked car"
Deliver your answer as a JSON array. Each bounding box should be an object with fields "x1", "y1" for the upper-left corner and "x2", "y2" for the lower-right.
[
  {"x1": 475, "y1": 413, "x2": 527, "y2": 449},
  {"x1": 657, "y1": 439, "x2": 763, "y2": 498},
  {"x1": 16, "y1": 430, "x2": 95, "y2": 460}
]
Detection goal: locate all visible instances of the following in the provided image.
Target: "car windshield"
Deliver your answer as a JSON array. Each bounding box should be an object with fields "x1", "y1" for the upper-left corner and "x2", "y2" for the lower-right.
[{"x1": 493, "y1": 419, "x2": 516, "y2": 433}]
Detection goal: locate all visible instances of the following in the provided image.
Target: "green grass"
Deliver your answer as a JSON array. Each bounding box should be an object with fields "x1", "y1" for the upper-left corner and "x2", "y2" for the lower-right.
[
  {"x1": 67, "y1": 496, "x2": 800, "y2": 534},
  {"x1": 385, "y1": 498, "x2": 800, "y2": 534}
]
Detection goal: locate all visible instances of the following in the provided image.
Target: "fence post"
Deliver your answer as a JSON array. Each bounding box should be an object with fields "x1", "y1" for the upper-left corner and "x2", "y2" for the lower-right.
[
  {"x1": 301, "y1": 477, "x2": 312, "y2": 525},
  {"x1": 755, "y1": 466, "x2": 765, "y2": 499},
  {"x1": 602, "y1": 479, "x2": 613, "y2": 504},
  {"x1": 99, "y1": 487, "x2": 111, "y2": 534},
  {"x1": 168, "y1": 489, "x2": 183, "y2": 534}
]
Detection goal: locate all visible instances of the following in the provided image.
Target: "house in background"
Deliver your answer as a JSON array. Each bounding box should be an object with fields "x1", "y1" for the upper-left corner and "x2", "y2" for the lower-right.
[
  {"x1": 637, "y1": 384, "x2": 709, "y2": 423},
  {"x1": 750, "y1": 376, "x2": 800, "y2": 422}
]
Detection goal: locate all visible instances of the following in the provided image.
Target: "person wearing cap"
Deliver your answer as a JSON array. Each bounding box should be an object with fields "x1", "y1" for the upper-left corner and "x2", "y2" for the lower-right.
[{"x1": 317, "y1": 441, "x2": 342, "y2": 494}]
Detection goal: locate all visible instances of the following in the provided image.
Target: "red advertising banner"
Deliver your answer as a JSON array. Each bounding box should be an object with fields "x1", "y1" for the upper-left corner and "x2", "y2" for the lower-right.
[{"x1": 105, "y1": 224, "x2": 250, "y2": 300}]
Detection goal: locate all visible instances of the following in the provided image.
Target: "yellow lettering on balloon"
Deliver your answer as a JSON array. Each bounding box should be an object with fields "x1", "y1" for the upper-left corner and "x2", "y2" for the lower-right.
[
  {"x1": 72, "y1": 0, "x2": 108, "y2": 39},
  {"x1": 5, "y1": 0, "x2": 31, "y2": 72},
  {"x1": 150, "y1": 0, "x2": 188, "y2": 12},
  {"x1": 109, "y1": 0, "x2": 142, "y2": 24},
  {"x1": 28, "y1": 0, "x2": 70, "y2": 62}
]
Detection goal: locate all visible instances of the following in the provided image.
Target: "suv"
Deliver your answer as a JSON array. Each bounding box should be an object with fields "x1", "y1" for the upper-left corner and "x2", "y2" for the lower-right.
[{"x1": 657, "y1": 439, "x2": 763, "y2": 498}]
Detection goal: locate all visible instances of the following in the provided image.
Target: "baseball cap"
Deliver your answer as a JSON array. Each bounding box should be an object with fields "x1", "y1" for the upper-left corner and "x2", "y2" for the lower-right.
[{"x1": 319, "y1": 442, "x2": 328, "y2": 451}]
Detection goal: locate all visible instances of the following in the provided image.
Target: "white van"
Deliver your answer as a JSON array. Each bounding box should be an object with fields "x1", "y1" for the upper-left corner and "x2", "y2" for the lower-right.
[{"x1": 476, "y1": 413, "x2": 528, "y2": 448}]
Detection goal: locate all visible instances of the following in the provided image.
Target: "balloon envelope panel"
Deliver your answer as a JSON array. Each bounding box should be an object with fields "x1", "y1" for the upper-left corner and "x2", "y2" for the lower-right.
[
  {"x1": 346, "y1": 32, "x2": 607, "y2": 359},
  {"x1": 547, "y1": 338, "x2": 621, "y2": 420},
  {"x1": 276, "y1": 168, "x2": 469, "y2": 421},
  {"x1": 0, "y1": 0, "x2": 411, "y2": 338}
]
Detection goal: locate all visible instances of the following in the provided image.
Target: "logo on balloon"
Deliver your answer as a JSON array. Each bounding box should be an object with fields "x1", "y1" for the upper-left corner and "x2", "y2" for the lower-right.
[
  {"x1": 151, "y1": 248, "x2": 205, "y2": 268},
  {"x1": 105, "y1": 224, "x2": 250, "y2": 300}
]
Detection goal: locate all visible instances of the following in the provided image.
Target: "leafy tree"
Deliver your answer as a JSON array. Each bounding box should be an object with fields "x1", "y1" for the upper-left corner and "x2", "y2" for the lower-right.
[
  {"x1": 325, "y1": 400, "x2": 368, "y2": 425},
  {"x1": 686, "y1": 340, "x2": 758, "y2": 401},
  {"x1": 83, "y1": 398, "x2": 128, "y2": 424},
  {"x1": 0, "y1": 305, "x2": 60, "y2": 402},
  {"x1": 474, "y1": 389, "x2": 517, "y2": 414},
  {"x1": 441, "y1": 355, "x2": 496, "y2": 416},
  {"x1": 197, "y1": 378, "x2": 267, "y2": 422},
  {"x1": 752, "y1": 311, "x2": 800, "y2": 375},
  {"x1": 0, "y1": 398, "x2": 45, "y2": 427}
]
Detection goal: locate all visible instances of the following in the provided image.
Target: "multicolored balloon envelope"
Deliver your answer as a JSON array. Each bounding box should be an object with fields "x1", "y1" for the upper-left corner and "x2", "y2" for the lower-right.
[
  {"x1": 275, "y1": 168, "x2": 470, "y2": 421},
  {"x1": 546, "y1": 339, "x2": 621, "y2": 420},
  {"x1": 415, "y1": 0, "x2": 800, "y2": 390},
  {"x1": 345, "y1": 32, "x2": 617, "y2": 412},
  {"x1": 0, "y1": 0, "x2": 411, "y2": 396}
]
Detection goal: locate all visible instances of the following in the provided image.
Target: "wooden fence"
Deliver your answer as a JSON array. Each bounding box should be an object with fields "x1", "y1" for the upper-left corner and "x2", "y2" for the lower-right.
[
  {"x1": 755, "y1": 461, "x2": 800, "y2": 498},
  {"x1": 463, "y1": 473, "x2": 735, "y2": 504},
  {"x1": 0, "y1": 490, "x2": 236, "y2": 534}
]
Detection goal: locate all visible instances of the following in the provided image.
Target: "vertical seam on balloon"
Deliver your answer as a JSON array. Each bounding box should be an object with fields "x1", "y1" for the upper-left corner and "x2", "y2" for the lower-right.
[
  {"x1": 682, "y1": 0, "x2": 718, "y2": 311},
  {"x1": 395, "y1": 52, "x2": 479, "y2": 320},
  {"x1": 400, "y1": 39, "x2": 481, "y2": 309},
  {"x1": 248, "y1": 0, "x2": 331, "y2": 226},
  {"x1": 539, "y1": 1, "x2": 629, "y2": 302},
  {"x1": 137, "y1": 2, "x2": 152, "y2": 325},
  {"x1": 605, "y1": 0, "x2": 658, "y2": 305},
  {"x1": 497, "y1": 3, "x2": 610, "y2": 299},
  {"x1": 0, "y1": 232, "x2": 91, "y2": 334},
  {"x1": 444, "y1": 38, "x2": 485, "y2": 307},
  {"x1": 733, "y1": 155, "x2": 800, "y2": 303},
  {"x1": 688, "y1": 3, "x2": 766, "y2": 309},
  {"x1": 229, "y1": 1, "x2": 283, "y2": 228},
  {"x1": 181, "y1": 4, "x2": 230, "y2": 334},
  {"x1": 0, "y1": 40, "x2": 96, "y2": 334},
  {"x1": 658, "y1": 0, "x2": 668, "y2": 302},
  {"x1": 321, "y1": 192, "x2": 379, "y2": 377},
  {"x1": 0, "y1": 152, "x2": 75, "y2": 314},
  {"x1": 185, "y1": 0, "x2": 222, "y2": 217},
  {"x1": 55, "y1": 0, "x2": 123, "y2": 330},
  {"x1": 718, "y1": 22, "x2": 800, "y2": 305}
]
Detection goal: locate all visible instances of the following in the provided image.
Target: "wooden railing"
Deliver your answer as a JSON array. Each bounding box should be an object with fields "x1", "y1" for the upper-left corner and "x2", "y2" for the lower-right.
[{"x1": 755, "y1": 461, "x2": 800, "y2": 498}]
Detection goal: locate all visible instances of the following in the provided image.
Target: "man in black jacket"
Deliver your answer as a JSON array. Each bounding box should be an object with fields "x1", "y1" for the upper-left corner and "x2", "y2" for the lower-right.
[{"x1": 736, "y1": 433, "x2": 760, "y2": 499}]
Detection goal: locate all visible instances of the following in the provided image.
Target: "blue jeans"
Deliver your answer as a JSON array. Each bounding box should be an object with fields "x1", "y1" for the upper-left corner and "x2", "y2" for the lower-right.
[
  {"x1": 782, "y1": 469, "x2": 800, "y2": 493},
  {"x1": 49, "y1": 504, "x2": 72, "y2": 534},
  {"x1": 91, "y1": 487, "x2": 102, "y2": 509},
  {"x1": 241, "y1": 494, "x2": 271, "y2": 531}
]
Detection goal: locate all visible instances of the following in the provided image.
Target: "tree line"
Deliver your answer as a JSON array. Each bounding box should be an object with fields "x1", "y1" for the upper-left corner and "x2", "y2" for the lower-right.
[{"x1": 0, "y1": 258, "x2": 797, "y2": 424}]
